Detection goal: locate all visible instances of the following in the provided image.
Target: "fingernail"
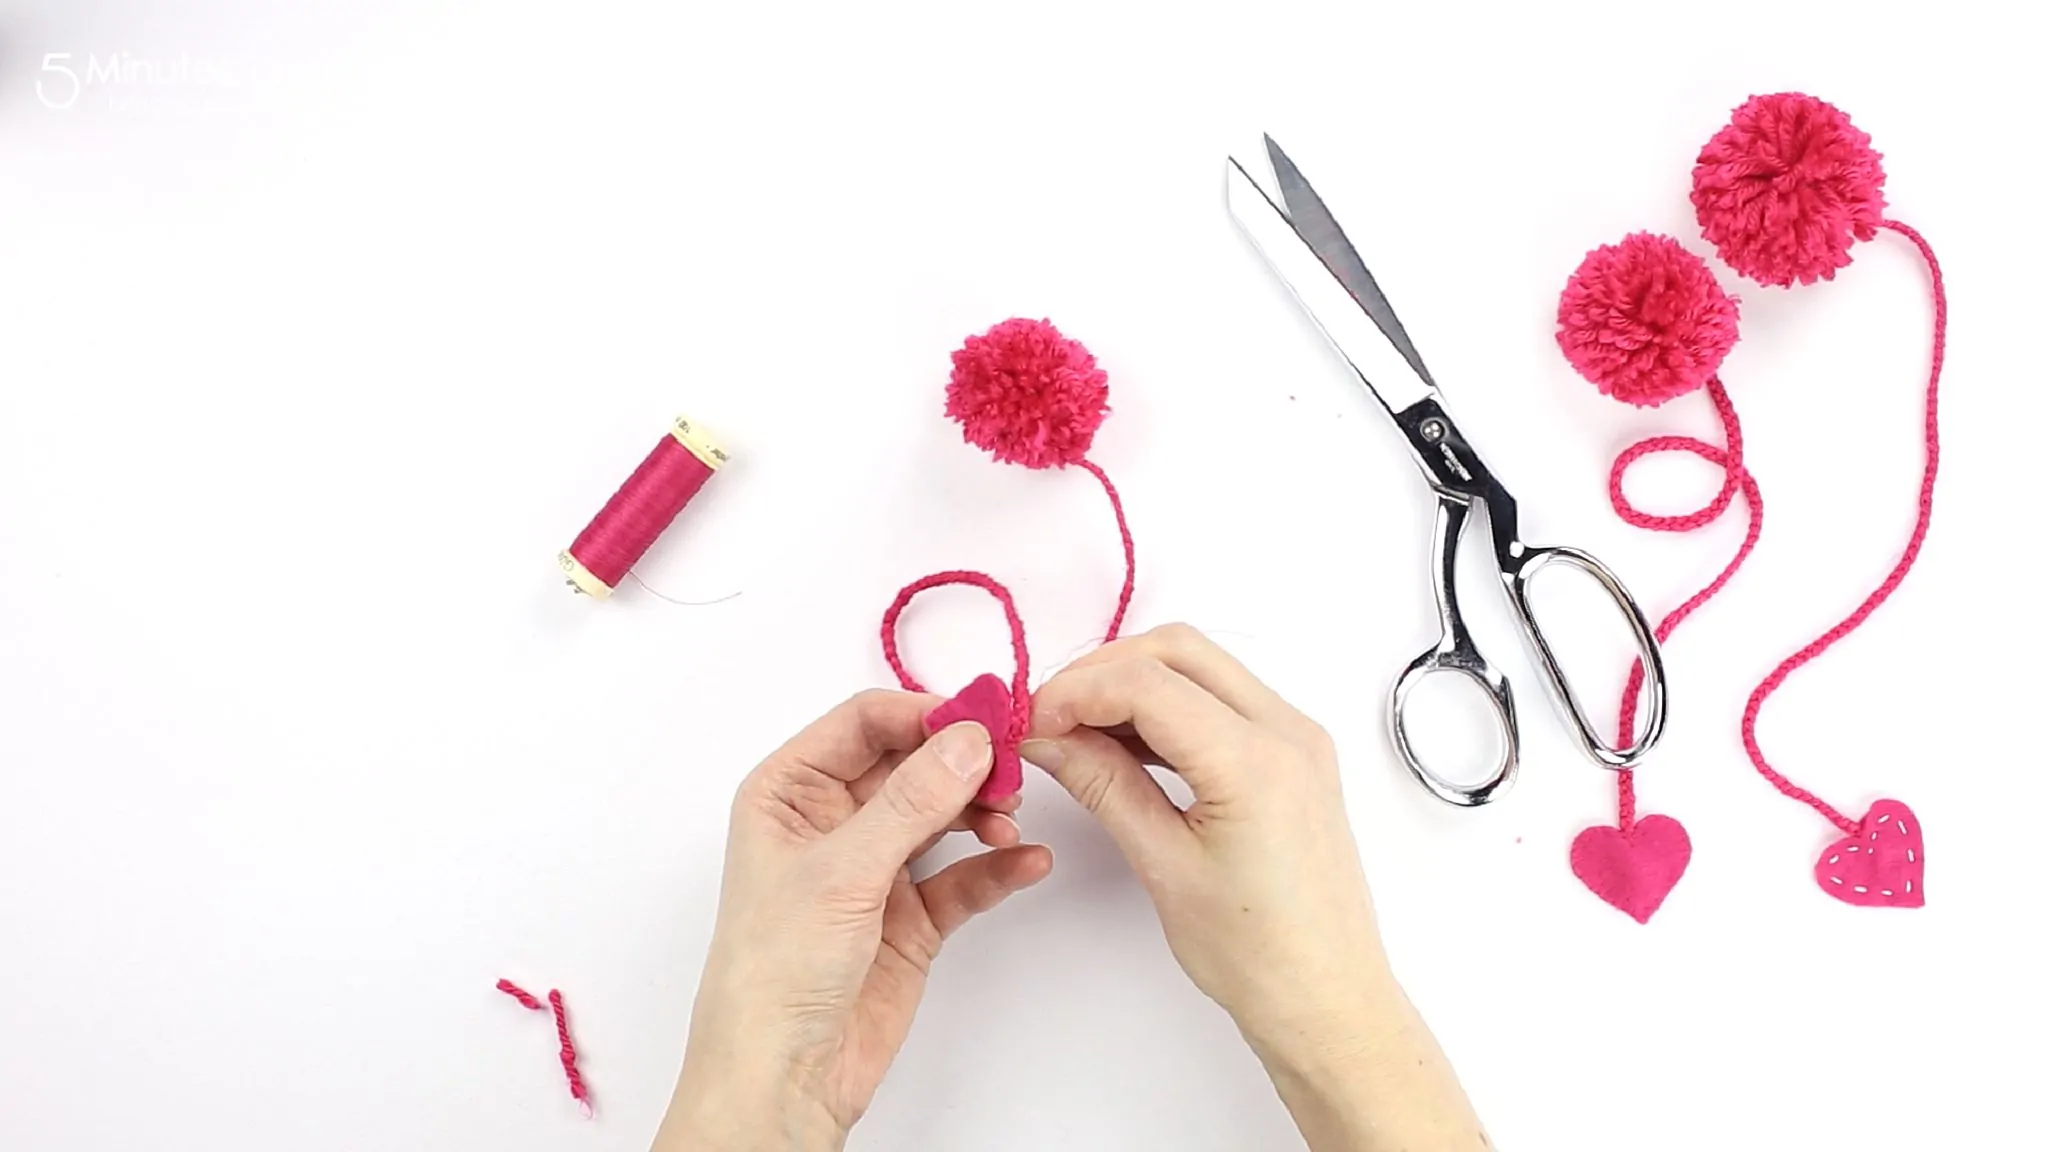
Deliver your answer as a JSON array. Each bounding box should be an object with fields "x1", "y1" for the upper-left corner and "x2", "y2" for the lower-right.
[
  {"x1": 934, "y1": 722, "x2": 993, "y2": 780},
  {"x1": 1018, "y1": 739, "x2": 1064, "y2": 771}
]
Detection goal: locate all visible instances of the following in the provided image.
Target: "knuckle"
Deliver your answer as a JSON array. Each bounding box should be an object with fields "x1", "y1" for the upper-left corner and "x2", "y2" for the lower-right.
[
  {"x1": 734, "y1": 776, "x2": 820, "y2": 841},
  {"x1": 1070, "y1": 761, "x2": 1121, "y2": 816},
  {"x1": 1149, "y1": 621, "x2": 1205, "y2": 651},
  {"x1": 844, "y1": 686, "x2": 900, "y2": 718},
  {"x1": 1299, "y1": 719, "x2": 1338, "y2": 761},
  {"x1": 881, "y1": 766, "x2": 950, "y2": 822},
  {"x1": 730, "y1": 770, "x2": 775, "y2": 821},
  {"x1": 1129, "y1": 654, "x2": 1177, "y2": 693}
]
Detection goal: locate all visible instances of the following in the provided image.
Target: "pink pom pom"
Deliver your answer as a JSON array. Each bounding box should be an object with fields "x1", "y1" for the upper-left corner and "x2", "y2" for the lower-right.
[
  {"x1": 1556, "y1": 232, "x2": 1741, "y2": 407},
  {"x1": 1691, "y1": 93, "x2": 1887, "y2": 288},
  {"x1": 946, "y1": 318, "x2": 1109, "y2": 469}
]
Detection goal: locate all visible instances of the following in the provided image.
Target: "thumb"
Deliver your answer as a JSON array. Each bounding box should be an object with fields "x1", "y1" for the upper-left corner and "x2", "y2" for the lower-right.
[
  {"x1": 1019, "y1": 728, "x2": 1192, "y2": 877},
  {"x1": 839, "y1": 721, "x2": 994, "y2": 882}
]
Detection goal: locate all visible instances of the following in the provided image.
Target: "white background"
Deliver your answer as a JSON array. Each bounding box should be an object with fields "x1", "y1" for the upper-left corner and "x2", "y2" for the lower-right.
[{"x1": 3, "y1": 1, "x2": 2041, "y2": 1149}]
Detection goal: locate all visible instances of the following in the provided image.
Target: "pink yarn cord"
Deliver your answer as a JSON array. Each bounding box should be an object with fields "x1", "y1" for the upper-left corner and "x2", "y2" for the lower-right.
[
  {"x1": 1076, "y1": 458, "x2": 1136, "y2": 642},
  {"x1": 1739, "y1": 220, "x2": 1945, "y2": 834},
  {"x1": 497, "y1": 980, "x2": 593, "y2": 1117},
  {"x1": 1608, "y1": 377, "x2": 1763, "y2": 829},
  {"x1": 877, "y1": 456, "x2": 1129, "y2": 745},
  {"x1": 496, "y1": 978, "x2": 544, "y2": 1011},
  {"x1": 881, "y1": 571, "x2": 1032, "y2": 742},
  {"x1": 547, "y1": 990, "x2": 592, "y2": 1117}
]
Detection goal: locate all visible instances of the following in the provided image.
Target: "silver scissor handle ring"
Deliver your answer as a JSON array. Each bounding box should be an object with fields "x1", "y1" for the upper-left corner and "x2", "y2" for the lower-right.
[
  {"x1": 1388, "y1": 645, "x2": 1520, "y2": 807},
  {"x1": 1502, "y1": 545, "x2": 1668, "y2": 770}
]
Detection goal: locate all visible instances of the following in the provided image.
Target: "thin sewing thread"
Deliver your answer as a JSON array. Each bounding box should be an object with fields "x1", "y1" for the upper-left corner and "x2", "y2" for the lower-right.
[
  {"x1": 1608, "y1": 377, "x2": 1764, "y2": 830},
  {"x1": 1738, "y1": 221, "x2": 1945, "y2": 833},
  {"x1": 628, "y1": 572, "x2": 741, "y2": 606},
  {"x1": 496, "y1": 979, "x2": 593, "y2": 1118}
]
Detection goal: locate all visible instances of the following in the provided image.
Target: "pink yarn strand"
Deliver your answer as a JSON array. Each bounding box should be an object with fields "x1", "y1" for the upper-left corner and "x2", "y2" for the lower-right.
[
  {"x1": 497, "y1": 980, "x2": 593, "y2": 1117},
  {"x1": 496, "y1": 978, "x2": 544, "y2": 1011},
  {"x1": 881, "y1": 570, "x2": 1033, "y2": 741},
  {"x1": 1738, "y1": 220, "x2": 1945, "y2": 834},
  {"x1": 1606, "y1": 377, "x2": 1764, "y2": 829},
  {"x1": 548, "y1": 990, "x2": 593, "y2": 1118},
  {"x1": 1076, "y1": 458, "x2": 1136, "y2": 642}
]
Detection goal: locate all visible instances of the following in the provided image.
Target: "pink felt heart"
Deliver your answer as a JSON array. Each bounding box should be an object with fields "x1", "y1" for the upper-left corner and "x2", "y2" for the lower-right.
[
  {"x1": 922, "y1": 672, "x2": 1022, "y2": 804},
  {"x1": 1570, "y1": 815, "x2": 1692, "y2": 923},
  {"x1": 1814, "y1": 799, "x2": 1923, "y2": 908}
]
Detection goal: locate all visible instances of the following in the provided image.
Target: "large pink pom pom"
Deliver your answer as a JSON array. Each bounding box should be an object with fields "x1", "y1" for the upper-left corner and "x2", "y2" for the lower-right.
[
  {"x1": 1692, "y1": 93, "x2": 1887, "y2": 288},
  {"x1": 946, "y1": 318, "x2": 1110, "y2": 469},
  {"x1": 1557, "y1": 232, "x2": 1740, "y2": 408}
]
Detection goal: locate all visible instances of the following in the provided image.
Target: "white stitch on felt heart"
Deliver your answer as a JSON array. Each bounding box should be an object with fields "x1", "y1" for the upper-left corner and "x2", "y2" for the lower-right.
[{"x1": 1813, "y1": 799, "x2": 1924, "y2": 909}]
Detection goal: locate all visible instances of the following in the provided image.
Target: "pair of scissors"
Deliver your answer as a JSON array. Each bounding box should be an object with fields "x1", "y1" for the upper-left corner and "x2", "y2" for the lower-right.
[{"x1": 1224, "y1": 136, "x2": 1668, "y2": 806}]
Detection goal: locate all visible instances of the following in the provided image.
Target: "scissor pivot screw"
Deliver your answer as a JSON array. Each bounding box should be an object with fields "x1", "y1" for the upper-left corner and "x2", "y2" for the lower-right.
[{"x1": 1420, "y1": 417, "x2": 1447, "y2": 443}]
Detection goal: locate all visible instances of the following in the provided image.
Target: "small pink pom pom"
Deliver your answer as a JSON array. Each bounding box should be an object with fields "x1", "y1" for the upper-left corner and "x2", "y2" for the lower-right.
[
  {"x1": 946, "y1": 317, "x2": 1110, "y2": 469},
  {"x1": 1556, "y1": 232, "x2": 1741, "y2": 408},
  {"x1": 1692, "y1": 92, "x2": 1888, "y2": 288}
]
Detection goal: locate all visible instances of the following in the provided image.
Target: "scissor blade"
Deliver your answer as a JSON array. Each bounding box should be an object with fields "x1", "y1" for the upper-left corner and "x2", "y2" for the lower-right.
[
  {"x1": 1264, "y1": 136, "x2": 1435, "y2": 391},
  {"x1": 1225, "y1": 149, "x2": 1439, "y2": 416}
]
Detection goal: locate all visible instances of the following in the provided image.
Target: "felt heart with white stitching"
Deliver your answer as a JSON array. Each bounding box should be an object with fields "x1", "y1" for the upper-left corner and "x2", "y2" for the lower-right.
[{"x1": 1813, "y1": 799, "x2": 1923, "y2": 908}]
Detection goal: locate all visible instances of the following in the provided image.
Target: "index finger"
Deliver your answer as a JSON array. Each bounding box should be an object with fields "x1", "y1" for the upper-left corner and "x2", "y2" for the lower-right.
[
  {"x1": 1028, "y1": 655, "x2": 1256, "y2": 789},
  {"x1": 768, "y1": 689, "x2": 943, "y2": 783},
  {"x1": 1059, "y1": 623, "x2": 1300, "y2": 728}
]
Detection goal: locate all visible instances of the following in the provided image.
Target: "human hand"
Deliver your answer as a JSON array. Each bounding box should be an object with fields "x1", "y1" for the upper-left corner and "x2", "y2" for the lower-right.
[
  {"x1": 1020, "y1": 624, "x2": 1485, "y2": 1151},
  {"x1": 658, "y1": 691, "x2": 1053, "y2": 1152},
  {"x1": 1018, "y1": 623, "x2": 1378, "y2": 1035}
]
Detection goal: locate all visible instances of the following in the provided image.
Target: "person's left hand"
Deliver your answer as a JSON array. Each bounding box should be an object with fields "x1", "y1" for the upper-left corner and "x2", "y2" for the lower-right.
[{"x1": 658, "y1": 690, "x2": 1053, "y2": 1151}]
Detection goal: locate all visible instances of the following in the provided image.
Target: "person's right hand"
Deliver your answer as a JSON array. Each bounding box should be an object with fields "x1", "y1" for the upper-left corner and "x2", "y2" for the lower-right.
[
  {"x1": 1019, "y1": 623, "x2": 1487, "y2": 1152},
  {"x1": 1018, "y1": 623, "x2": 1377, "y2": 1035}
]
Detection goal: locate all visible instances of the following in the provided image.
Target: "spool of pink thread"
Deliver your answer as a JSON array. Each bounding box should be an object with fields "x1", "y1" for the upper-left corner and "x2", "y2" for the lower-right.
[{"x1": 559, "y1": 416, "x2": 728, "y2": 599}]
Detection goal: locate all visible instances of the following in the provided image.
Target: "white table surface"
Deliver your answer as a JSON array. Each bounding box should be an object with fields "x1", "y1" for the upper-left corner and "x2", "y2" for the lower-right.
[{"x1": 4, "y1": 2, "x2": 2040, "y2": 1149}]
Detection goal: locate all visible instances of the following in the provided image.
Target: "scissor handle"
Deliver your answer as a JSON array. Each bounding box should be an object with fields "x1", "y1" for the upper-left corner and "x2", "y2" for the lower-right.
[
  {"x1": 1389, "y1": 637, "x2": 1520, "y2": 807},
  {"x1": 1498, "y1": 544, "x2": 1667, "y2": 769},
  {"x1": 1387, "y1": 497, "x2": 1520, "y2": 806}
]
